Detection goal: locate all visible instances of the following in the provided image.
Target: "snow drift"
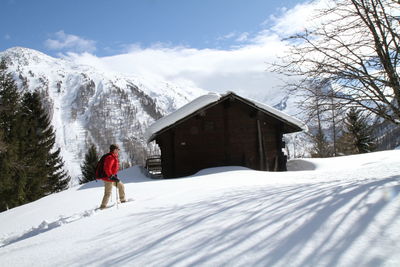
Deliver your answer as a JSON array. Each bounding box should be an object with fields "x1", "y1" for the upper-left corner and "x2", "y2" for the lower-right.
[{"x1": 0, "y1": 150, "x2": 399, "y2": 266}]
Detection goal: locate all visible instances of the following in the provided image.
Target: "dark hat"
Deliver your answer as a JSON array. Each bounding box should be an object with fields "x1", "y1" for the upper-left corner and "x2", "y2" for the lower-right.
[{"x1": 110, "y1": 144, "x2": 120, "y2": 151}]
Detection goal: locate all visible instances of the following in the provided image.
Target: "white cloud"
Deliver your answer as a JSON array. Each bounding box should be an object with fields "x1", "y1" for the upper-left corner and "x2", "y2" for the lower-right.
[
  {"x1": 217, "y1": 32, "x2": 236, "y2": 41},
  {"x1": 45, "y1": 31, "x2": 96, "y2": 53},
  {"x1": 235, "y1": 32, "x2": 250, "y2": 42},
  {"x1": 216, "y1": 32, "x2": 250, "y2": 44},
  {"x1": 270, "y1": 0, "x2": 332, "y2": 36},
  {"x1": 66, "y1": 1, "x2": 321, "y2": 106},
  {"x1": 70, "y1": 40, "x2": 290, "y2": 106},
  {"x1": 4, "y1": 34, "x2": 11, "y2": 40}
]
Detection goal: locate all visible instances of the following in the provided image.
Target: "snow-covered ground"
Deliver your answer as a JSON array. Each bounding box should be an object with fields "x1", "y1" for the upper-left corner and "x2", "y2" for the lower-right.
[{"x1": 1, "y1": 150, "x2": 399, "y2": 267}]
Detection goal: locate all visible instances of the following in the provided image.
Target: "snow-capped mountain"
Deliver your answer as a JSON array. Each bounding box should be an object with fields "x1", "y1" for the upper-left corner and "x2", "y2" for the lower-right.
[{"x1": 0, "y1": 47, "x2": 206, "y2": 183}]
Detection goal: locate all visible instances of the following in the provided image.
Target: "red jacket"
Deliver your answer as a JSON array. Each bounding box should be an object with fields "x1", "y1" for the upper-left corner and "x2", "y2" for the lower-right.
[{"x1": 100, "y1": 153, "x2": 119, "y2": 182}]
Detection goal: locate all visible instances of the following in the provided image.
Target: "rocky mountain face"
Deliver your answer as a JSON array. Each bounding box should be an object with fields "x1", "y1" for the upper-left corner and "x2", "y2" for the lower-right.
[{"x1": 0, "y1": 47, "x2": 205, "y2": 183}]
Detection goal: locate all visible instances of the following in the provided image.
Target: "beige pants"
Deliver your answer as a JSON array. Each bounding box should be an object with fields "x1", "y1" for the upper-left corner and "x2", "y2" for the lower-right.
[{"x1": 100, "y1": 181, "x2": 126, "y2": 208}]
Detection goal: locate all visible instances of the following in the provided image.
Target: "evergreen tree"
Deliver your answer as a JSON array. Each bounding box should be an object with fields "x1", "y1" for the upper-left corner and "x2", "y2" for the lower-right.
[
  {"x1": 20, "y1": 91, "x2": 70, "y2": 195},
  {"x1": 310, "y1": 127, "x2": 332, "y2": 158},
  {"x1": 0, "y1": 128, "x2": 6, "y2": 153},
  {"x1": 79, "y1": 144, "x2": 99, "y2": 184},
  {"x1": 339, "y1": 108, "x2": 376, "y2": 154},
  {"x1": 0, "y1": 61, "x2": 70, "y2": 212},
  {"x1": 19, "y1": 91, "x2": 48, "y2": 200},
  {"x1": 0, "y1": 59, "x2": 27, "y2": 211},
  {"x1": 0, "y1": 60, "x2": 20, "y2": 142},
  {"x1": 46, "y1": 147, "x2": 71, "y2": 193}
]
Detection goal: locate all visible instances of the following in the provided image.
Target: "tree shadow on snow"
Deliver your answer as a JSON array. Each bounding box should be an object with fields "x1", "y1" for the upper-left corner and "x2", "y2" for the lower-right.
[
  {"x1": 287, "y1": 159, "x2": 317, "y2": 171},
  {"x1": 77, "y1": 175, "x2": 400, "y2": 267}
]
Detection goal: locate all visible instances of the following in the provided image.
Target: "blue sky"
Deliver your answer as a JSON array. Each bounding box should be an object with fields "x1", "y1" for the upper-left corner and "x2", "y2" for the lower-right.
[
  {"x1": 2, "y1": 0, "x2": 320, "y2": 104},
  {"x1": 2, "y1": 0, "x2": 307, "y2": 56}
]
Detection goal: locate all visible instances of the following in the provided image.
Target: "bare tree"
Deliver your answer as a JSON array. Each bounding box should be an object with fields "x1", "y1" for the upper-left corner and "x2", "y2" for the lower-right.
[
  {"x1": 271, "y1": 0, "x2": 400, "y2": 124},
  {"x1": 297, "y1": 79, "x2": 344, "y2": 156}
]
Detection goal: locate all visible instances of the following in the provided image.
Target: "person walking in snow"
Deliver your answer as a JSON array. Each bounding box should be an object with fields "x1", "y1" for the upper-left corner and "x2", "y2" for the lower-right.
[{"x1": 96, "y1": 144, "x2": 126, "y2": 209}]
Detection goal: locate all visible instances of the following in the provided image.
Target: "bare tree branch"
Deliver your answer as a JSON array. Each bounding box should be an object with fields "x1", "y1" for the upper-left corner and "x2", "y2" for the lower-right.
[{"x1": 270, "y1": 0, "x2": 400, "y2": 124}]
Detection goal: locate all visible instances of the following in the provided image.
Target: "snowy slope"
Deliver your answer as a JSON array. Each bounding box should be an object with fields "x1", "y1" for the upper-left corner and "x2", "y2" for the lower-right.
[
  {"x1": 0, "y1": 47, "x2": 206, "y2": 182},
  {"x1": 1, "y1": 150, "x2": 399, "y2": 267}
]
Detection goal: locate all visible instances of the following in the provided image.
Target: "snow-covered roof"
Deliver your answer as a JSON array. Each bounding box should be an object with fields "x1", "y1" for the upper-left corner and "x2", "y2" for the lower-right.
[{"x1": 145, "y1": 92, "x2": 307, "y2": 143}]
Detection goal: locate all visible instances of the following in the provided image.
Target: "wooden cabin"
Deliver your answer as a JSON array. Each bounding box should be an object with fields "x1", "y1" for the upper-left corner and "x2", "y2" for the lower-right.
[{"x1": 146, "y1": 92, "x2": 306, "y2": 178}]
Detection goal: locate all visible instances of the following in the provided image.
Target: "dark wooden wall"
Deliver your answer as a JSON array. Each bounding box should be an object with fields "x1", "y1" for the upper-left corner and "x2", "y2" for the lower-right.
[{"x1": 156, "y1": 98, "x2": 287, "y2": 178}]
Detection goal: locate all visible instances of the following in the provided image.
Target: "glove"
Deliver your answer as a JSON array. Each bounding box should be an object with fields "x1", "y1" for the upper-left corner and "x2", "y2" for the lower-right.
[{"x1": 109, "y1": 175, "x2": 120, "y2": 182}]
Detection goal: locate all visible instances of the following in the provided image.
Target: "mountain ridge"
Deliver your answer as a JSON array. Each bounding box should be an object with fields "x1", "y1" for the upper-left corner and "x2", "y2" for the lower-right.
[{"x1": 0, "y1": 47, "x2": 206, "y2": 183}]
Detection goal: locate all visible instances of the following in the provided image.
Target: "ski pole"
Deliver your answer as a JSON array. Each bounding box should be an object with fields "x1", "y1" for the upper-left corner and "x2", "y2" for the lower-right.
[{"x1": 116, "y1": 181, "x2": 119, "y2": 209}]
